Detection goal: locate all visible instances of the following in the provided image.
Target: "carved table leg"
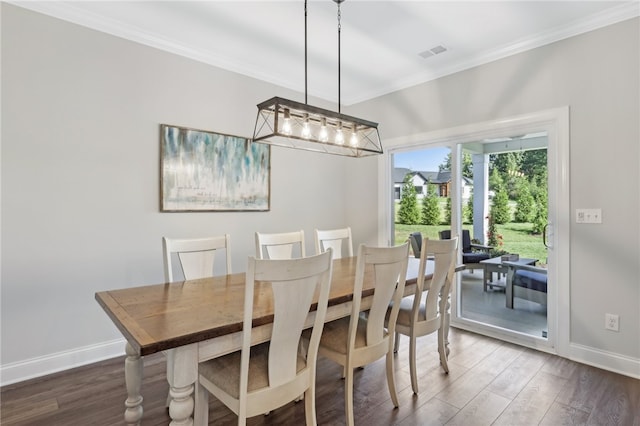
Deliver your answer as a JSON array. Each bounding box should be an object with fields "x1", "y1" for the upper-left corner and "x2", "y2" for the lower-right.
[
  {"x1": 443, "y1": 294, "x2": 451, "y2": 356},
  {"x1": 441, "y1": 266, "x2": 460, "y2": 357},
  {"x1": 437, "y1": 293, "x2": 452, "y2": 373},
  {"x1": 124, "y1": 343, "x2": 144, "y2": 426},
  {"x1": 167, "y1": 344, "x2": 198, "y2": 426}
]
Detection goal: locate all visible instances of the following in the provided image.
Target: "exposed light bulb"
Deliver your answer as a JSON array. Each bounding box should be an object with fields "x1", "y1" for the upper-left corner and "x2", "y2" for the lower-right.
[
  {"x1": 319, "y1": 118, "x2": 329, "y2": 142},
  {"x1": 335, "y1": 122, "x2": 344, "y2": 145},
  {"x1": 282, "y1": 108, "x2": 292, "y2": 135},
  {"x1": 350, "y1": 129, "x2": 358, "y2": 147},
  {"x1": 301, "y1": 114, "x2": 311, "y2": 139}
]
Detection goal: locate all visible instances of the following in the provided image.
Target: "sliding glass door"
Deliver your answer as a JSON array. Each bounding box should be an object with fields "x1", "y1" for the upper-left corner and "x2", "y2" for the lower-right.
[
  {"x1": 393, "y1": 139, "x2": 548, "y2": 340},
  {"x1": 386, "y1": 108, "x2": 569, "y2": 352},
  {"x1": 458, "y1": 137, "x2": 549, "y2": 339}
]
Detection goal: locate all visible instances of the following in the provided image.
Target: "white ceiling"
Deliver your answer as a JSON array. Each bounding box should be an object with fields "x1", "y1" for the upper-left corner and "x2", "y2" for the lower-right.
[{"x1": 12, "y1": 1, "x2": 639, "y2": 105}]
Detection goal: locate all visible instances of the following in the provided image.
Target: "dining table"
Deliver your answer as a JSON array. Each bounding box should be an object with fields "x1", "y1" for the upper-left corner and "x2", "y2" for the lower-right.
[{"x1": 95, "y1": 256, "x2": 458, "y2": 426}]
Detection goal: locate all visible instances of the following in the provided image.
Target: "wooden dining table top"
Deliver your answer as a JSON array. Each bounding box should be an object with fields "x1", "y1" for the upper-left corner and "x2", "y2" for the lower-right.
[{"x1": 95, "y1": 256, "x2": 430, "y2": 357}]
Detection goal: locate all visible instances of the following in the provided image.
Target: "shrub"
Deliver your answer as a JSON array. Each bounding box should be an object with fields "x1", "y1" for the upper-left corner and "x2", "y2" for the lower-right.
[
  {"x1": 421, "y1": 185, "x2": 441, "y2": 225},
  {"x1": 397, "y1": 174, "x2": 420, "y2": 224},
  {"x1": 486, "y1": 215, "x2": 504, "y2": 250},
  {"x1": 444, "y1": 196, "x2": 452, "y2": 224},
  {"x1": 514, "y1": 182, "x2": 535, "y2": 223},
  {"x1": 531, "y1": 171, "x2": 548, "y2": 234},
  {"x1": 465, "y1": 196, "x2": 474, "y2": 224},
  {"x1": 532, "y1": 185, "x2": 548, "y2": 234},
  {"x1": 490, "y1": 188, "x2": 511, "y2": 224}
]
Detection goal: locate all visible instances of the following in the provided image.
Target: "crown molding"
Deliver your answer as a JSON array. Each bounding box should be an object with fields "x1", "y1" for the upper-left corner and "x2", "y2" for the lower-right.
[
  {"x1": 7, "y1": 1, "x2": 296, "y2": 91},
  {"x1": 8, "y1": 1, "x2": 640, "y2": 106},
  {"x1": 348, "y1": 2, "x2": 640, "y2": 104}
]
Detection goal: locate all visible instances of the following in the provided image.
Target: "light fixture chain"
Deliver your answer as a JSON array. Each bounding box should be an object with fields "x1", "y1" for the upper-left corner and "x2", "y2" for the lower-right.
[
  {"x1": 337, "y1": 1, "x2": 341, "y2": 113},
  {"x1": 304, "y1": 0, "x2": 308, "y2": 105}
]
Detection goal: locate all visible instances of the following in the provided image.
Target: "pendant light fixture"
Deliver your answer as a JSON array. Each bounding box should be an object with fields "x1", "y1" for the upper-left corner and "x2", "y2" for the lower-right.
[{"x1": 252, "y1": 0, "x2": 382, "y2": 157}]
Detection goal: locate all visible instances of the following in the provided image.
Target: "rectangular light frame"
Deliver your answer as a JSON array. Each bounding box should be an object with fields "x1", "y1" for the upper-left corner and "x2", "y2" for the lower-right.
[{"x1": 252, "y1": 97, "x2": 382, "y2": 157}]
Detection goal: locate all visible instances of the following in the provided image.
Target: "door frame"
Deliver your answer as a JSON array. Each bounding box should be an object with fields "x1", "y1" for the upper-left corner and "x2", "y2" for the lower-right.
[{"x1": 378, "y1": 107, "x2": 570, "y2": 355}]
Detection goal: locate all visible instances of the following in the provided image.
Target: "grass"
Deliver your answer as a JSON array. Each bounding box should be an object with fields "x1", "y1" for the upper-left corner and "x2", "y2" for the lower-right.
[
  {"x1": 394, "y1": 221, "x2": 548, "y2": 263},
  {"x1": 394, "y1": 199, "x2": 547, "y2": 262}
]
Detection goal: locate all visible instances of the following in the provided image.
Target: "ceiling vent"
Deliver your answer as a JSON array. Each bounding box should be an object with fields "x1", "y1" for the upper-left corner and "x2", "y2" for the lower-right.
[{"x1": 419, "y1": 45, "x2": 448, "y2": 59}]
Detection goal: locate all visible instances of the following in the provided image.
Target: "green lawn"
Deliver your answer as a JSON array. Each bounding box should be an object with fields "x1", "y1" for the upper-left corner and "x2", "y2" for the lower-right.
[
  {"x1": 394, "y1": 198, "x2": 547, "y2": 262},
  {"x1": 394, "y1": 222, "x2": 547, "y2": 263}
]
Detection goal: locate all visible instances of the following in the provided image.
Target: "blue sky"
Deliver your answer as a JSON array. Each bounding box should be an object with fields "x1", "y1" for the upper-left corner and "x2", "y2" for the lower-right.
[{"x1": 393, "y1": 147, "x2": 450, "y2": 172}]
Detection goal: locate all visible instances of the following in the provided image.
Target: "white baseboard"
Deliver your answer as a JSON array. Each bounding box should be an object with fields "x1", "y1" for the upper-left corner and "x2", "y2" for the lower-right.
[
  {"x1": 0, "y1": 338, "x2": 126, "y2": 387},
  {"x1": 451, "y1": 324, "x2": 640, "y2": 379},
  {"x1": 569, "y1": 342, "x2": 640, "y2": 379},
  {"x1": 3, "y1": 337, "x2": 638, "y2": 387}
]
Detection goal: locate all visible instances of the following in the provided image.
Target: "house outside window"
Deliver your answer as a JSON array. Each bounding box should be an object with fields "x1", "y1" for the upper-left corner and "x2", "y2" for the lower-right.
[{"x1": 394, "y1": 168, "x2": 472, "y2": 201}]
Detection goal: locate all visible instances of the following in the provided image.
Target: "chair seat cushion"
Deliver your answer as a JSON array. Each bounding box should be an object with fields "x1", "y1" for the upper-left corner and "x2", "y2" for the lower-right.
[
  {"x1": 462, "y1": 252, "x2": 491, "y2": 264},
  {"x1": 395, "y1": 294, "x2": 428, "y2": 326},
  {"x1": 514, "y1": 270, "x2": 547, "y2": 293},
  {"x1": 319, "y1": 315, "x2": 384, "y2": 354},
  {"x1": 199, "y1": 342, "x2": 306, "y2": 398}
]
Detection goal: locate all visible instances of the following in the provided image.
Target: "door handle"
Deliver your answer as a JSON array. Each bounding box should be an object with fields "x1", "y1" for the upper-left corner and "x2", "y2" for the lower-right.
[{"x1": 543, "y1": 224, "x2": 550, "y2": 249}]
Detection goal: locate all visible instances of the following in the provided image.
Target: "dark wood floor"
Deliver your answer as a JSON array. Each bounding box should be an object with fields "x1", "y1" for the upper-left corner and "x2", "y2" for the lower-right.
[{"x1": 2, "y1": 328, "x2": 638, "y2": 425}]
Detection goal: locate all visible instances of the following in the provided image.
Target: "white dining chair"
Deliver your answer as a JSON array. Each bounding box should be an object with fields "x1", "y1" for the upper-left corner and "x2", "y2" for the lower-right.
[
  {"x1": 161, "y1": 234, "x2": 232, "y2": 407},
  {"x1": 195, "y1": 250, "x2": 333, "y2": 425},
  {"x1": 255, "y1": 230, "x2": 305, "y2": 259},
  {"x1": 162, "y1": 234, "x2": 232, "y2": 281},
  {"x1": 391, "y1": 235, "x2": 458, "y2": 394},
  {"x1": 314, "y1": 227, "x2": 353, "y2": 259},
  {"x1": 315, "y1": 242, "x2": 409, "y2": 426}
]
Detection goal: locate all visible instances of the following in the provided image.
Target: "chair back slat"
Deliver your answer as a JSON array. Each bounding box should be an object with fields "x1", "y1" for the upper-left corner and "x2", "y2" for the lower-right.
[
  {"x1": 162, "y1": 234, "x2": 231, "y2": 282},
  {"x1": 177, "y1": 251, "x2": 216, "y2": 280},
  {"x1": 269, "y1": 277, "x2": 318, "y2": 386},
  {"x1": 353, "y1": 243, "x2": 410, "y2": 350},
  {"x1": 367, "y1": 260, "x2": 406, "y2": 343},
  {"x1": 247, "y1": 250, "x2": 333, "y2": 392},
  {"x1": 420, "y1": 237, "x2": 458, "y2": 324},
  {"x1": 255, "y1": 230, "x2": 305, "y2": 259},
  {"x1": 315, "y1": 227, "x2": 353, "y2": 259}
]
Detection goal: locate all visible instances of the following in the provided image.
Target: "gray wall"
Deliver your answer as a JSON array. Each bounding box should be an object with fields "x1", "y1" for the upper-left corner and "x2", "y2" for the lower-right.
[
  {"x1": 349, "y1": 18, "x2": 640, "y2": 364},
  {"x1": 1, "y1": 4, "x2": 375, "y2": 377},
  {"x1": 2, "y1": 4, "x2": 638, "y2": 382}
]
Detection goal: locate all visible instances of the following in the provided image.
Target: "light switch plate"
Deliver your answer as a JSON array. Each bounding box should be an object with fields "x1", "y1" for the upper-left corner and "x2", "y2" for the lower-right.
[{"x1": 576, "y1": 208, "x2": 602, "y2": 223}]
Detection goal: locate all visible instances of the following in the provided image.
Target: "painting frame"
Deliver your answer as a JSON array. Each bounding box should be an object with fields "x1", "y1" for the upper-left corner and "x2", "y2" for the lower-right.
[{"x1": 160, "y1": 124, "x2": 270, "y2": 212}]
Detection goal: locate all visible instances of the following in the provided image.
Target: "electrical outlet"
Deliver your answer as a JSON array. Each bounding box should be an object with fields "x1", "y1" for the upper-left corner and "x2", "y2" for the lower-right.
[{"x1": 605, "y1": 313, "x2": 619, "y2": 332}]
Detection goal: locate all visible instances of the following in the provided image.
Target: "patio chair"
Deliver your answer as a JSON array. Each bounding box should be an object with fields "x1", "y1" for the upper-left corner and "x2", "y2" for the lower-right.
[
  {"x1": 408, "y1": 231, "x2": 422, "y2": 258},
  {"x1": 439, "y1": 229, "x2": 492, "y2": 272},
  {"x1": 505, "y1": 262, "x2": 548, "y2": 309}
]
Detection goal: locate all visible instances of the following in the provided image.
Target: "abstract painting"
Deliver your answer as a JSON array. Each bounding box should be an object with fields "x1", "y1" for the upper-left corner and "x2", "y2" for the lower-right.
[{"x1": 160, "y1": 124, "x2": 270, "y2": 211}]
